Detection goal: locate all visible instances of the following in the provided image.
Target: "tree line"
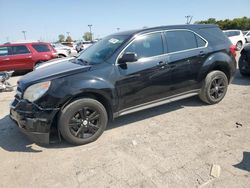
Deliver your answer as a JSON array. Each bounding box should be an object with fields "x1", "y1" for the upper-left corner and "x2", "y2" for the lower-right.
[
  {"x1": 58, "y1": 32, "x2": 92, "y2": 43},
  {"x1": 195, "y1": 17, "x2": 250, "y2": 30}
]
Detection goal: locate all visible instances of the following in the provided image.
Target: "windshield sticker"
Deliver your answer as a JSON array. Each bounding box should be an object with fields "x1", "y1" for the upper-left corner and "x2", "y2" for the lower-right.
[{"x1": 109, "y1": 38, "x2": 120, "y2": 44}]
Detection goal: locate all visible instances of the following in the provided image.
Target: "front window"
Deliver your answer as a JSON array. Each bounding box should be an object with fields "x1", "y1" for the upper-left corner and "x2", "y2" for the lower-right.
[
  {"x1": 77, "y1": 35, "x2": 128, "y2": 64},
  {"x1": 0, "y1": 47, "x2": 10, "y2": 56},
  {"x1": 123, "y1": 33, "x2": 164, "y2": 59}
]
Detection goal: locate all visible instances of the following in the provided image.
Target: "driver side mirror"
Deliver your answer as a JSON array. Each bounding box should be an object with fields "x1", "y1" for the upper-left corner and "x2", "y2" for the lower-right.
[{"x1": 118, "y1": 52, "x2": 138, "y2": 65}]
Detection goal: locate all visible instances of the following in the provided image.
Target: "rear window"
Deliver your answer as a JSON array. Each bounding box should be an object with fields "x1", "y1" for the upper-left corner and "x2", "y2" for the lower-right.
[
  {"x1": 0, "y1": 47, "x2": 9, "y2": 56},
  {"x1": 224, "y1": 31, "x2": 240, "y2": 37},
  {"x1": 164, "y1": 30, "x2": 197, "y2": 53},
  {"x1": 32, "y1": 44, "x2": 51, "y2": 52},
  {"x1": 11, "y1": 45, "x2": 30, "y2": 55}
]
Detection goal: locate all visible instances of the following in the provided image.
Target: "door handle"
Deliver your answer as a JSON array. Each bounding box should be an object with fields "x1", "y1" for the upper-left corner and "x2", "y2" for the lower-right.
[
  {"x1": 157, "y1": 61, "x2": 166, "y2": 69},
  {"x1": 26, "y1": 56, "x2": 32, "y2": 58},
  {"x1": 2, "y1": 58, "x2": 10, "y2": 61},
  {"x1": 199, "y1": 51, "x2": 206, "y2": 57}
]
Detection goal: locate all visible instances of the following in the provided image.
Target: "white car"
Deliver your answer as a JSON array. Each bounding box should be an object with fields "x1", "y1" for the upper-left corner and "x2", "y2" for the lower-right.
[
  {"x1": 223, "y1": 30, "x2": 246, "y2": 50},
  {"x1": 52, "y1": 43, "x2": 78, "y2": 57},
  {"x1": 243, "y1": 31, "x2": 250, "y2": 43}
]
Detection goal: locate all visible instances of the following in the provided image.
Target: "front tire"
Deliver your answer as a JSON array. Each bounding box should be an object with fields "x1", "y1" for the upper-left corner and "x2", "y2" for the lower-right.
[
  {"x1": 199, "y1": 71, "x2": 228, "y2": 104},
  {"x1": 59, "y1": 98, "x2": 108, "y2": 145}
]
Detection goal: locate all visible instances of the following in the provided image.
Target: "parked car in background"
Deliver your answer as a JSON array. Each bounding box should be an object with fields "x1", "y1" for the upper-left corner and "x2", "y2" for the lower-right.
[
  {"x1": 243, "y1": 30, "x2": 250, "y2": 43},
  {"x1": 10, "y1": 24, "x2": 236, "y2": 145},
  {"x1": 52, "y1": 43, "x2": 77, "y2": 57},
  {"x1": 75, "y1": 41, "x2": 93, "y2": 53},
  {"x1": 239, "y1": 44, "x2": 250, "y2": 76},
  {"x1": 223, "y1": 30, "x2": 246, "y2": 50},
  {"x1": 0, "y1": 42, "x2": 57, "y2": 71}
]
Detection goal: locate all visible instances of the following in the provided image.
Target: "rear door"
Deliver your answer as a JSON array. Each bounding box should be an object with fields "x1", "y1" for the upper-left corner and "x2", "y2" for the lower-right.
[
  {"x1": 164, "y1": 30, "x2": 208, "y2": 94},
  {"x1": 8, "y1": 45, "x2": 34, "y2": 70}
]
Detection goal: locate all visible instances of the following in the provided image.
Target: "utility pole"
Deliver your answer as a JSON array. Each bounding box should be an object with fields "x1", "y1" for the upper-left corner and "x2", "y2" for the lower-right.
[
  {"x1": 88, "y1": 24, "x2": 93, "y2": 41},
  {"x1": 185, "y1": 15, "x2": 193, "y2": 24},
  {"x1": 22, "y1": 31, "x2": 27, "y2": 40}
]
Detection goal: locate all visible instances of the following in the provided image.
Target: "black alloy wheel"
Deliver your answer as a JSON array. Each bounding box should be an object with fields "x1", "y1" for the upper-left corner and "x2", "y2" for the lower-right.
[
  {"x1": 209, "y1": 77, "x2": 227, "y2": 100},
  {"x1": 59, "y1": 98, "x2": 108, "y2": 145},
  {"x1": 199, "y1": 70, "x2": 228, "y2": 104},
  {"x1": 68, "y1": 107, "x2": 101, "y2": 139}
]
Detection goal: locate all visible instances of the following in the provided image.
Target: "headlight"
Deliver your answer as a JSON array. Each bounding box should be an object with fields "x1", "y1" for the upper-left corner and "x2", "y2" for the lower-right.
[{"x1": 23, "y1": 81, "x2": 51, "y2": 102}]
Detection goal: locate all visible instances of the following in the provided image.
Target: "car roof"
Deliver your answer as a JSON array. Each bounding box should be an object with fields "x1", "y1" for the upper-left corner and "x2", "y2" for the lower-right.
[
  {"x1": 0, "y1": 41, "x2": 50, "y2": 46},
  {"x1": 112, "y1": 24, "x2": 218, "y2": 36},
  {"x1": 223, "y1": 30, "x2": 242, "y2": 32}
]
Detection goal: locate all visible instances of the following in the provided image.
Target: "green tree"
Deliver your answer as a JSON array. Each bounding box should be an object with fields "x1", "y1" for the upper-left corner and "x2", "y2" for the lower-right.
[
  {"x1": 58, "y1": 34, "x2": 65, "y2": 42},
  {"x1": 195, "y1": 17, "x2": 250, "y2": 30},
  {"x1": 65, "y1": 36, "x2": 73, "y2": 42},
  {"x1": 83, "y1": 32, "x2": 92, "y2": 41}
]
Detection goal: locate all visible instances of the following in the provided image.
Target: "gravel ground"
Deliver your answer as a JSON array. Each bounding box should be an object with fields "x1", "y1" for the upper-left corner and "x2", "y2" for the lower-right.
[{"x1": 0, "y1": 58, "x2": 249, "y2": 187}]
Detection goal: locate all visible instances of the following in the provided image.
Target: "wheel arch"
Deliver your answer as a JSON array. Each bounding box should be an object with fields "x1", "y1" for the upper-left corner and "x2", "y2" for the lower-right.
[
  {"x1": 61, "y1": 91, "x2": 114, "y2": 121},
  {"x1": 198, "y1": 52, "x2": 235, "y2": 83}
]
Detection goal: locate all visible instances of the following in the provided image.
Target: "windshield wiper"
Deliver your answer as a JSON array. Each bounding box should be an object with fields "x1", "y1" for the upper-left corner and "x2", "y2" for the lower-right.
[{"x1": 76, "y1": 58, "x2": 89, "y2": 65}]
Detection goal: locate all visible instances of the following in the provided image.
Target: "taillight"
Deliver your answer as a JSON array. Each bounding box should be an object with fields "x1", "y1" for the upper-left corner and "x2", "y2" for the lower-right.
[{"x1": 230, "y1": 45, "x2": 236, "y2": 57}]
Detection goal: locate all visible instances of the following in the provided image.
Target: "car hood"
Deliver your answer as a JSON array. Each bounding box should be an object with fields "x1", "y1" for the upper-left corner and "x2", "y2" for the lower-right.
[{"x1": 19, "y1": 58, "x2": 91, "y2": 88}]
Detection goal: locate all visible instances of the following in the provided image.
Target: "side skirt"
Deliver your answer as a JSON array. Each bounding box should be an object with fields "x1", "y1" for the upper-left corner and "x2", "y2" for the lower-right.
[{"x1": 113, "y1": 90, "x2": 200, "y2": 118}]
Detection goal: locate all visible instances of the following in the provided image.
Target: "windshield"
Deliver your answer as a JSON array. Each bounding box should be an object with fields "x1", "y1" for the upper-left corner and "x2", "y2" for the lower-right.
[{"x1": 77, "y1": 35, "x2": 128, "y2": 64}]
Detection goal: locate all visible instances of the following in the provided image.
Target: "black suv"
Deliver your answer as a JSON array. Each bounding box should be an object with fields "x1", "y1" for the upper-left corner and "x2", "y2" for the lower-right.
[{"x1": 10, "y1": 24, "x2": 236, "y2": 145}]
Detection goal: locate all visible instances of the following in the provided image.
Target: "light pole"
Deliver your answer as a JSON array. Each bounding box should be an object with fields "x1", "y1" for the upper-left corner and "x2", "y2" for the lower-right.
[
  {"x1": 185, "y1": 15, "x2": 193, "y2": 24},
  {"x1": 88, "y1": 24, "x2": 93, "y2": 41},
  {"x1": 22, "y1": 31, "x2": 27, "y2": 40}
]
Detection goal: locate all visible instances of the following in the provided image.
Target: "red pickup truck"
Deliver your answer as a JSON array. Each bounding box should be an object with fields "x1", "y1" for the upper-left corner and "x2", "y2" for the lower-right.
[{"x1": 0, "y1": 42, "x2": 57, "y2": 71}]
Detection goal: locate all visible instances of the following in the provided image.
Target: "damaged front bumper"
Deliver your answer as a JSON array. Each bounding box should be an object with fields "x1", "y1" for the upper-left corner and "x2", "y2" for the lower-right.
[{"x1": 9, "y1": 98, "x2": 59, "y2": 144}]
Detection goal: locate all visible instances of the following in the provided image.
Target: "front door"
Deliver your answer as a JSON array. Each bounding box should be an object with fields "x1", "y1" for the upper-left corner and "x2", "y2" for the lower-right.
[{"x1": 115, "y1": 32, "x2": 172, "y2": 111}]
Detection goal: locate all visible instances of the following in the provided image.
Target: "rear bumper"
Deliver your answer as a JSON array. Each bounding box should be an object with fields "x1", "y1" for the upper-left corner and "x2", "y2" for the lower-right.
[{"x1": 9, "y1": 99, "x2": 59, "y2": 144}]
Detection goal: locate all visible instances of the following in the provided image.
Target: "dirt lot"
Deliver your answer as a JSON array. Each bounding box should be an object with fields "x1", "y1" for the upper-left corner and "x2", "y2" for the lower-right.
[{"x1": 0, "y1": 63, "x2": 250, "y2": 187}]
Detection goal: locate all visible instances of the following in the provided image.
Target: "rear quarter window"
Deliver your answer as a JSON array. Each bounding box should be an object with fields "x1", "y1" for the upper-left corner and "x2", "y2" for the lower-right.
[
  {"x1": 199, "y1": 27, "x2": 231, "y2": 46},
  {"x1": 32, "y1": 44, "x2": 51, "y2": 52}
]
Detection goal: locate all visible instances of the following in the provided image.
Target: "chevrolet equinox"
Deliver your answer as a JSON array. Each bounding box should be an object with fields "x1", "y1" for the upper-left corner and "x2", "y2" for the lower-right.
[{"x1": 10, "y1": 24, "x2": 237, "y2": 145}]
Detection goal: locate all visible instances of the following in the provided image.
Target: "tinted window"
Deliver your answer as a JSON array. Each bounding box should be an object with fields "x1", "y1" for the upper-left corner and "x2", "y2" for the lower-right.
[
  {"x1": 224, "y1": 31, "x2": 240, "y2": 37},
  {"x1": 32, "y1": 44, "x2": 50, "y2": 52},
  {"x1": 199, "y1": 27, "x2": 230, "y2": 46},
  {"x1": 165, "y1": 31, "x2": 197, "y2": 53},
  {"x1": 0, "y1": 47, "x2": 10, "y2": 56},
  {"x1": 247, "y1": 33, "x2": 250, "y2": 36},
  {"x1": 196, "y1": 35, "x2": 206, "y2": 47},
  {"x1": 124, "y1": 33, "x2": 163, "y2": 59},
  {"x1": 77, "y1": 35, "x2": 127, "y2": 64},
  {"x1": 11, "y1": 45, "x2": 30, "y2": 55}
]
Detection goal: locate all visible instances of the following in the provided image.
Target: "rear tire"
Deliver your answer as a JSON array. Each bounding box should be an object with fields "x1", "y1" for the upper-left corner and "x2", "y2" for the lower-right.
[
  {"x1": 199, "y1": 71, "x2": 228, "y2": 104},
  {"x1": 59, "y1": 98, "x2": 108, "y2": 145},
  {"x1": 236, "y1": 41, "x2": 243, "y2": 51},
  {"x1": 239, "y1": 54, "x2": 250, "y2": 77}
]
